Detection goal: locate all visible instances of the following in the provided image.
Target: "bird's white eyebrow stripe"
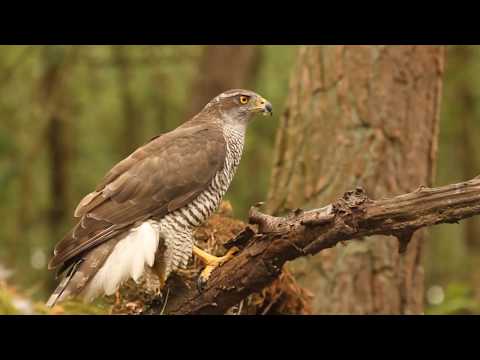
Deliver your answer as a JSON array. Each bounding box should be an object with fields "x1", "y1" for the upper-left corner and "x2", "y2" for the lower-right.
[{"x1": 217, "y1": 91, "x2": 244, "y2": 99}]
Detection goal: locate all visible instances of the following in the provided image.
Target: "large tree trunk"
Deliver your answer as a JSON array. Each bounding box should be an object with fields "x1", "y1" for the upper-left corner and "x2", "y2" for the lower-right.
[
  {"x1": 185, "y1": 46, "x2": 262, "y2": 118},
  {"x1": 267, "y1": 45, "x2": 445, "y2": 314}
]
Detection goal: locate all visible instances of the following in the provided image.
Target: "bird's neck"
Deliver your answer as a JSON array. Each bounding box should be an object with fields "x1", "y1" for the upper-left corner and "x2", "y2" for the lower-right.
[
  {"x1": 223, "y1": 121, "x2": 246, "y2": 174},
  {"x1": 223, "y1": 120, "x2": 247, "y2": 139}
]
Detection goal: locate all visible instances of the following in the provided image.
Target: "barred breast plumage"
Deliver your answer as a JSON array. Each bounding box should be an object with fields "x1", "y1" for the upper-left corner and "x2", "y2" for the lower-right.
[{"x1": 158, "y1": 123, "x2": 245, "y2": 279}]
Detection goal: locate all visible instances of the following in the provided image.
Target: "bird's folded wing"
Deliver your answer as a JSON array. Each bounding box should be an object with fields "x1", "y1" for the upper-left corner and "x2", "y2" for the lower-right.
[{"x1": 48, "y1": 123, "x2": 226, "y2": 271}]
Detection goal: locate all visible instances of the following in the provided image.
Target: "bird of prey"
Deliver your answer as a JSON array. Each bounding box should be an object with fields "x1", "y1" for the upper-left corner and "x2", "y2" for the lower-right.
[{"x1": 46, "y1": 89, "x2": 273, "y2": 307}]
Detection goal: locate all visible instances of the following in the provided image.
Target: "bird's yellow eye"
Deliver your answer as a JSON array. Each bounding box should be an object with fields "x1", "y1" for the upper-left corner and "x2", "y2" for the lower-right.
[{"x1": 239, "y1": 96, "x2": 249, "y2": 104}]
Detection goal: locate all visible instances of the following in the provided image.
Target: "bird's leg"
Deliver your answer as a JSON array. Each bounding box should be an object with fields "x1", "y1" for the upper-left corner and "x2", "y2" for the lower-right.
[
  {"x1": 143, "y1": 264, "x2": 164, "y2": 297},
  {"x1": 115, "y1": 290, "x2": 121, "y2": 306},
  {"x1": 193, "y1": 245, "x2": 239, "y2": 290}
]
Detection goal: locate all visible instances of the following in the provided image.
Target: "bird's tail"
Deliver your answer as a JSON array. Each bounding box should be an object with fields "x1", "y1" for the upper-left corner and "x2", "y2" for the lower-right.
[
  {"x1": 46, "y1": 237, "x2": 122, "y2": 308},
  {"x1": 46, "y1": 260, "x2": 82, "y2": 308}
]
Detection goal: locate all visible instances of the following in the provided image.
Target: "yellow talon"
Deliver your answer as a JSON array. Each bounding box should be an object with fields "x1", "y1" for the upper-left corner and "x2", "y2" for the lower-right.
[{"x1": 193, "y1": 245, "x2": 239, "y2": 290}]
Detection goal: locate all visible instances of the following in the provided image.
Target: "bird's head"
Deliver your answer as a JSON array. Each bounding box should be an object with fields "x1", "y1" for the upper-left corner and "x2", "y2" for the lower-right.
[{"x1": 203, "y1": 89, "x2": 273, "y2": 127}]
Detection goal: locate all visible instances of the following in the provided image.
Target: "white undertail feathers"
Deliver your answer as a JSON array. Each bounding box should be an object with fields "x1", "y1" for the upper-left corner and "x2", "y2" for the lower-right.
[{"x1": 81, "y1": 220, "x2": 160, "y2": 301}]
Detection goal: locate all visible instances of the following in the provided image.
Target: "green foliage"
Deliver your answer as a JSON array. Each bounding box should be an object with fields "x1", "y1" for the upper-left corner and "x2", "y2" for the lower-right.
[
  {"x1": 426, "y1": 282, "x2": 480, "y2": 315},
  {"x1": 0, "y1": 287, "x2": 19, "y2": 315},
  {"x1": 426, "y1": 45, "x2": 480, "y2": 292},
  {"x1": 0, "y1": 282, "x2": 109, "y2": 314}
]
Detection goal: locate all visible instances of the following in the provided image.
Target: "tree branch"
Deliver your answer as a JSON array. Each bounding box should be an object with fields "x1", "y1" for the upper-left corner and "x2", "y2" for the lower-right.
[{"x1": 149, "y1": 176, "x2": 480, "y2": 315}]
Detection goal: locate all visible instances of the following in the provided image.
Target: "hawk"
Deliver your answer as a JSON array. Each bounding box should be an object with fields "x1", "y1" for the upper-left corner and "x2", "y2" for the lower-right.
[{"x1": 46, "y1": 89, "x2": 273, "y2": 307}]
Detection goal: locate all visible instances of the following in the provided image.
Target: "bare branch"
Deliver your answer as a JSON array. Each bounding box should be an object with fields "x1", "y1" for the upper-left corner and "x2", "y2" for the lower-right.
[{"x1": 147, "y1": 177, "x2": 480, "y2": 315}]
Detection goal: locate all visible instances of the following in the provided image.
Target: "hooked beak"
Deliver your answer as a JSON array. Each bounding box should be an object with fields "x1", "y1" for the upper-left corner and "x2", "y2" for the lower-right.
[{"x1": 253, "y1": 96, "x2": 273, "y2": 116}]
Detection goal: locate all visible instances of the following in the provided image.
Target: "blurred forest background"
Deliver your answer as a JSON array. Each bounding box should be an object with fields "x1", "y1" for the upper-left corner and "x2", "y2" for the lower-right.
[{"x1": 0, "y1": 45, "x2": 479, "y2": 314}]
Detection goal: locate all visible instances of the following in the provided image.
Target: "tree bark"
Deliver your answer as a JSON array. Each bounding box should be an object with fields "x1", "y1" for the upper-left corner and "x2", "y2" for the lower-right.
[
  {"x1": 184, "y1": 46, "x2": 262, "y2": 118},
  {"x1": 145, "y1": 175, "x2": 480, "y2": 315},
  {"x1": 266, "y1": 46, "x2": 445, "y2": 314}
]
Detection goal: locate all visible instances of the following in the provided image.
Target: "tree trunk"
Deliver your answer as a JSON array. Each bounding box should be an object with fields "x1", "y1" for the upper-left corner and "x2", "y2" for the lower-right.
[
  {"x1": 41, "y1": 47, "x2": 73, "y2": 236},
  {"x1": 40, "y1": 46, "x2": 77, "y2": 290},
  {"x1": 267, "y1": 45, "x2": 445, "y2": 314},
  {"x1": 185, "y1": 46, "x2": 262, "y2": 118},
  {"x1": 111, "y1": 46, "x2": 143, "y2": 157},
  {"x1": 46, "y1": 116, "x2": 69, "y2": 235}
]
